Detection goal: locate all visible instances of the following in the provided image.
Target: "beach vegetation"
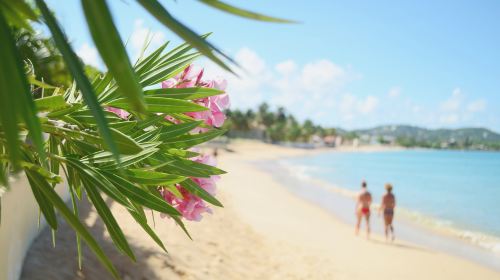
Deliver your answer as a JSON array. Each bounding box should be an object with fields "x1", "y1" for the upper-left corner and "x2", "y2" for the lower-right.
[{"x1": 0, "y1": 0, "x2": 292, "y2": 278}]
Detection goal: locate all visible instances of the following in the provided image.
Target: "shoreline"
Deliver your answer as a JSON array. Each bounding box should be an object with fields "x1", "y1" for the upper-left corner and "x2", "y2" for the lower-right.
[{"x1": 258, "y1": 156, "x2": 500, "y2": 271}]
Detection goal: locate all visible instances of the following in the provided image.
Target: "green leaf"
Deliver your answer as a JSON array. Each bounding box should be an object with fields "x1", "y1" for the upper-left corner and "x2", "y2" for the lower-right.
[
  {"x1": 166, "y1": 148, "x2": 199, "y2": 158},
  {"x1": 82, "y1": 0, "x2": 147, "y2": 114},
  {"x1": 135, "y1": 113, "x2": 167, "y2": 130},
  {"x1": 108, "y1": 121, "x2": 136, "y2": 133},
  {"x1": 66, "y1": 175, "x2": 83, "y2": 270},
  {"x1": 0, "y1": 1, "x2": 32, "y2": 30},
  {"x1": 198, "y1": 0, "x2": 296, "y2": 23},
  {"x1": 109, "y1": 128, "x2": 143, "y2": 154},
  {"x1": 158, "y1": 121, "x2": 203, "y2": 141},
  {"x1": 144, "y1": 87, "x2": 223, "y2": 100},
  {"x1": 20, "y1": 160, "x2": 62, "y2": 184},
  {"x1": 34, "y1": 95, "x2": 69, "y2": 112},
  {"x1": 0, "y1": 8, "x2": 45, "y2": 168},
  {"x1": 134, "y1": 42, "x2": 169, "y2": 74},
  {"x1": 33, "y1": 169, "x2": 119, "y2": 279},
  {"x1": 81, "y1": 177, "x2": 136, "y2": 261},
  {"x1": 101, "y1": 171, "x2": 181, "y2": 216},
  {"x1": 124, "y1": 169, "x2": 185, "y2": 186},
  {"x1": 159, "y1": 155, "x2": 226, "y2": 178},
  {"x1": 69, "y1": 109, "x2": 122, "y2": 126},
  {"x1": 128, "y1": 207, "x2": 167, "y2": 252},
  {"x1": 181, "y1": 178, "x2": 223, "y2": 207},
  {"x1": 25, "y1": 170, "x2": 58, "y2": 229},
  {"x1": 65, "y1": 158, "x2": 132, "y2": 208},
  {"x1": 106, "y1": 96, "x2": 208, "y2": 113},
  {"x1": 161, "y1": 129, "x2": 226, "y2": 149},
  {"x1": 138, "y1": 52, "x2": 200, "y2": 87},
  {"x1": 133, "y1": 129, "x2": 161, "y2": 143},
  {"x1": 42, "y1": 123, "x2": 141, "y2": 155},
  {"x1": 28, "y1": 76, "x2": 56, "y2": 89},
  {"x1": 153, "y1": 157, "x2": 209, "y2": 178},
  {"x1": 96, "y1": 144, "x2": 161, "y2": 170},
  {"x1": 4, "y1": 0, "x2": 38, "y2": 21},
  {"x1": 46, "y1": 104, "x2": 83, "y2": 118},
  {"x1": 36, "y1": 0, "x2": 120, "y2": 163},
  {"x1": 137, "y1": 0, "x2": 235, "y2": 73}
]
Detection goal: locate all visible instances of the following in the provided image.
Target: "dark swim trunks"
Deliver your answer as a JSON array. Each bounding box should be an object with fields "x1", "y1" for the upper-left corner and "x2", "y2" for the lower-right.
[{"x1": 384, "y1": 208, "x2": 394, "y2": 216}]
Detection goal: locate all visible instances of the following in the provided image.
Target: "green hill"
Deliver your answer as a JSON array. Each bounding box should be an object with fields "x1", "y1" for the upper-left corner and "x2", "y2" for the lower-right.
[{"x1": 340, "y1": 125, "x2": 500, "y2": 150}]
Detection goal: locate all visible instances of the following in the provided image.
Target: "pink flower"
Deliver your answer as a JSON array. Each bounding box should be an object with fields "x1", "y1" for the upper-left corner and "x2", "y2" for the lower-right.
[
  {"x1": 160, "y1": 65, "x2": 230, "y2": 129},
  {"x1": 160, "y1": 153, "x2": 220, "y2": 221},
  {"x1": 106, "y1": 107, "x2": 130, "y2": 120},
  {"x1": 161, "y1": 187, "x2": 212, "y2": 221}
]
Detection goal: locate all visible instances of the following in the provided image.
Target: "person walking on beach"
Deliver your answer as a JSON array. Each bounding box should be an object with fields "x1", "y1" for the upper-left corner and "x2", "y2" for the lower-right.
[
  {"x1": 355, "y1": 181, "x2": 372, "y2": 238},
  {"x1": 380, "y1": 183, "x2": 396, "y2": 242}
]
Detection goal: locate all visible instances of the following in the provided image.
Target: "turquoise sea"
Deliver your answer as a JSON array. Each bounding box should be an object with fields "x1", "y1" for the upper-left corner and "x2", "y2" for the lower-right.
[{"x1": 264, "y1": 149, "x2": 500, "y2": 270}]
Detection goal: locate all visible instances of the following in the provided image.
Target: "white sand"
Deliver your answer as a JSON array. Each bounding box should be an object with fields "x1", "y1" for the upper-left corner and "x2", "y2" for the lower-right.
[{"x1": 21, "y1": 140, "x2": 500, "y2": 279}]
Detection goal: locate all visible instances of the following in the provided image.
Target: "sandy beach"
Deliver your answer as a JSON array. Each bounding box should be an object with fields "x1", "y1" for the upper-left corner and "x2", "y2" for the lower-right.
[{"x1": 21, "y1": 140, "x2": 500, "y2": 280}]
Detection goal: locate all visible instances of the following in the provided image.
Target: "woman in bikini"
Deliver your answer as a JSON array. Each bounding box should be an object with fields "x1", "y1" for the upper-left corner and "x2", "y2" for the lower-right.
[
  {"x1": 355, "y1": 181, "x2": 372, "y2": 238},
  {"x1": 380, "y1": 183, "x2": 396, "y2": 242}
]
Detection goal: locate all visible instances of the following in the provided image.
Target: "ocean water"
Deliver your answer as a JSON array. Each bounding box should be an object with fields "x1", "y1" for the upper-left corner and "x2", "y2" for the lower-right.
[{"x1": 276, "y1": 149, "x2": 500, "y2": 255}]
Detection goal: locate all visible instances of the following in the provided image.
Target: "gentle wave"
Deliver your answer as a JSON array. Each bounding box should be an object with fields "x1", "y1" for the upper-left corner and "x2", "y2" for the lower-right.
[{"x1": 276, "y1": 159, "x2": 500, "y2": 254}]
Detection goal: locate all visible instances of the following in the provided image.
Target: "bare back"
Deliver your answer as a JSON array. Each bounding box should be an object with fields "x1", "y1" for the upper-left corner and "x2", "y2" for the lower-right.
[
  {"x1": 357, "y1": 191, "x2": 372, "y2": 208},
  {"x1": 382, "y1": 193, "x2": 396, "y2": 209}
]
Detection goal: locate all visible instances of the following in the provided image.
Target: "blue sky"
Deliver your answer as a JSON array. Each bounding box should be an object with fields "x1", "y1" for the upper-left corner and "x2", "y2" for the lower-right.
[{"x1": 43, "y1": 0, "x2": 500, "y2": 131}]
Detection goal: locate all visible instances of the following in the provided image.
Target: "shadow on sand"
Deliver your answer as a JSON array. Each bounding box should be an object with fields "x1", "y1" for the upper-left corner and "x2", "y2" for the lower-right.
[{"x1": 20, "y1": 197, "x2": 185, "y2": 280}]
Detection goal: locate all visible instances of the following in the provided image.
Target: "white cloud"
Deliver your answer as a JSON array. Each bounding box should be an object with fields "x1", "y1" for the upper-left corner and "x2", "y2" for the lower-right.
[
  {"x1": 275, "y1": 60, "x2": 297, "y2": 76},
  {"x1": 129, "y1": 19, "x2": 165, "y2": 60},
  {"x1": 357, "y1": 96, "x2": 379, "y2": 114},
  {"x1": 301, "y1": 59, "x2": 346, "y2": 91},
  {"x1": 201, "y1": 47, "x2": 353, "y2": 122},
  {"x1": 388, "y1": 87, "x2": 401, "y2": 98},
  {"x1": 467, "y1": 99, "x2": 486, "y2": 112},
  {"x1": 440, "y1": 87, "x2": 463, "y2": 111},
  {"x1": 76, "y1": 43, "x2": 101, "y2": 68},
  {"x1": 235, "y1": 47, "x2": 267, "y2": 75},
  {"x1": 340, "y1": 94, "x2": 378, "y2": 114}
]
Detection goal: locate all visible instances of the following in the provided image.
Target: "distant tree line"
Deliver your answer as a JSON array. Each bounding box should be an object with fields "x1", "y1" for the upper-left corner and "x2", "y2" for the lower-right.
[
  {"x1": 225, "y1": 103, "x2": 337, "y2": 143},
  {"x1": 395, "y1": 136, "x2": 500, "y2": 150}
]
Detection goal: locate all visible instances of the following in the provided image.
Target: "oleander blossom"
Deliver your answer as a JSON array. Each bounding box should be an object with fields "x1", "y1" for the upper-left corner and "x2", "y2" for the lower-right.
[
  {"x1": 161, "y1": 65, "x2": 230, "y2": 131},
  {"x1": 106, "y1": 107, "x2": 130, "y2": 120},
  {"x1": 161, "y1": 153, "x2": 220, "y2": 221}
]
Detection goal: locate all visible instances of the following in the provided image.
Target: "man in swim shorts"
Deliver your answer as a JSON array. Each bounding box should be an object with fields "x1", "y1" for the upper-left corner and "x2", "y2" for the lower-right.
[
  {"x1": 355, "y1": 181, "x2": 372, "y2": 238},
  {"x1": 380, "y1": 183, "x2": 396, "y2": 242}
]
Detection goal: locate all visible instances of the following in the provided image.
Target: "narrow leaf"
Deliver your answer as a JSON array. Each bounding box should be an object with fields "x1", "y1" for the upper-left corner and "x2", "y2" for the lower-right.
[
  {"x1": 101, "y1": 171, "x2": 181, "y2": 216},
  {"x1": 158, "y1": 121, "x2": 203, "y2": 141},
  {"x1": 125, "y1": 169, "x2": 185, "y2": 186},
  {"x1": 181, "y1": 178, "x2": 223, "y2": 207},
  {"x1": 144, "y1": 87, "x2": 223, "y2": 100},
  {"x1": 34, "y1": 95, "x2": 69, "y2": 112},
  {"x1": 82, "y1": 0, "x2": 147, "y2": 113},
  {"x1": 82, "y1": 177, "x2": 136, "y2": 261},
  {"x1": 36, "y1": 0, "x2": 120, "y2": 163},
  {"x1": 0, "y1": 9, "x2": 45, "y2": 168},
  {"x1": 25, "y1": 170, "x2": 58, "y2": 229},
  {"x1": 137, "y1": 0, "x2": 235, "y2": 73},
  {"x1": 198, "y1": 0, "x2": 296, "y2": 23},
  {"x1": 33, "y1": 170, "x2": 120, "y2": 279},
  {"x1": 106, "y1": 96, "x2": 208, "y2": 113},
  {"x1": 161, "y1": 129, "x2": 226, "y2": 149}
]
